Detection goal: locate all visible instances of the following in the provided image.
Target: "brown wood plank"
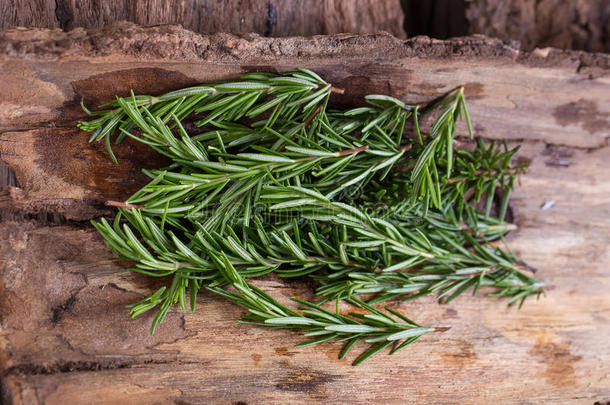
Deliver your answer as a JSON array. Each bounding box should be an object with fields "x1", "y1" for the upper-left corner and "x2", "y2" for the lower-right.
[{"x1": 0, "y1": 25, "x2": 609, "y2": 404}]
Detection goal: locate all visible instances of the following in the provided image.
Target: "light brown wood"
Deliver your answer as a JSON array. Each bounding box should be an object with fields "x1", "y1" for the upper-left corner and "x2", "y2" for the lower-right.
[{"x1": 0, "y1": 24, "x2": 609, "y2": 404}]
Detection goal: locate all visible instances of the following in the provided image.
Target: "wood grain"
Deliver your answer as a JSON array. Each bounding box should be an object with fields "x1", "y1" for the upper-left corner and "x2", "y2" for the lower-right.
[
  {"x1": 0, "y1": 25, "x2": 609, "y2": 404},
  {"x1": 467, "y1": 0, "x2": 610, "y2": 52},
  {"x1": 0, "y1": 0, "x2": 405, "y2": 39}
]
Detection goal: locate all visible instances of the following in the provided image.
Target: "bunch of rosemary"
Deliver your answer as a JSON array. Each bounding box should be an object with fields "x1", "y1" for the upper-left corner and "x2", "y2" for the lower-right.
[{"x1": 79, "y1": 69, "x2": 544, "y2": 365}]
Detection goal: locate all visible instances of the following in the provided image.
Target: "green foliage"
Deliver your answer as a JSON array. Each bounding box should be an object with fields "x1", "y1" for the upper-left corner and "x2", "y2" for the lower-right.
[{"x1": 79, "y1": 69, "x2": 544, "y2": 365}]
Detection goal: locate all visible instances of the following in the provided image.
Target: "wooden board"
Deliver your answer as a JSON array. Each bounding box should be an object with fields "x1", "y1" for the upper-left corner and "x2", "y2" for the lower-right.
[{"x1": 0, "y1": 24, "x2": 609, "y2": 404}]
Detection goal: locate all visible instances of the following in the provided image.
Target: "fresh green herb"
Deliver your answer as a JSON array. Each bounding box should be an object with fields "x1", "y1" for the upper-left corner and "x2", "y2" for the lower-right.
[{"x1": 79, "y1": 69, "x2": 544, "y2": 365}]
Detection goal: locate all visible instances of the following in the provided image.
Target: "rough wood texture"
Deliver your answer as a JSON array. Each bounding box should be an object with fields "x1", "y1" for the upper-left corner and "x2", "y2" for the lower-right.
[
  {"x1": 0, "y1": 0, "x2": 405, "y2": 39},
  {"x1": 0, "y1": 24, "x2": 609, "y2": 404},
  {"x1": 467, "y1": 0, "x2": 610, "y2": 52}
]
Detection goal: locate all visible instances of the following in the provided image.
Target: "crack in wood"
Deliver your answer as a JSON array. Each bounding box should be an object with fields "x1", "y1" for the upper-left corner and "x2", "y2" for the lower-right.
[
  {"x1": 3, "y1": 358, "x2": 193, "y2": 377},
  {"x1": 0, "y1": 152, "x2": 18, "y2": 190},
  {"x1": 4, "y1": 358, "x2": 206, "y2": 378},
  {"x1": 54, "y1": 0, "x2": 73, "y2": 31},
  {"x1": 0, "y1": 189, "x2": 97, "y2": 226},
  {"x1": 5, "y1": 361, "x2": 133, "y2": 376}
]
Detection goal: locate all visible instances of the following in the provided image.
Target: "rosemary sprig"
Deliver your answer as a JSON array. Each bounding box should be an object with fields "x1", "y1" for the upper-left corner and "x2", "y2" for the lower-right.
[
  {"x1": 78, "y1": 69, "x2": 340, "y2": 162},
  {"x1": 79, "y1": 70, "x2": 544, "y2": 364},
  {"x1": 208, "y1": 251, "x2": 434, "y2": 365}
]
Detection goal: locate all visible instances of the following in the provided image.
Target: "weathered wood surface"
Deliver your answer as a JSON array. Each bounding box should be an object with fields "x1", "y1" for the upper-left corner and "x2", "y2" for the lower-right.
[
  {"x1": 0, "y1": 0, "x2": 405, "y2": 39},
  {"x1": 0, "y1": 24, "x2": 609, "y2": 404},
  {"x1": 466, "y1": 0, "x2": 610, "y2": 52}
]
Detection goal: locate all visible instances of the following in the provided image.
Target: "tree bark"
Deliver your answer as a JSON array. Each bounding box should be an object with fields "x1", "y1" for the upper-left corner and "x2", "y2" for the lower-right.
[
  {"x1": 0, "y1": 0, "x2": 406, "y2": 38},
  {"x1": 466, "y1": 0, "x2": 610, "y2": 52}
]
